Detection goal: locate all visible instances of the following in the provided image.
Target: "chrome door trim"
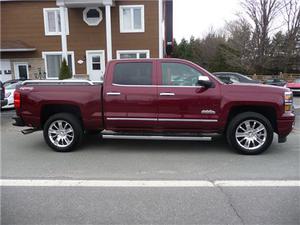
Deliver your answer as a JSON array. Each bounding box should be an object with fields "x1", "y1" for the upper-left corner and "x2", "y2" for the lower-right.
[
  {"x1": 106, "y1": 117, "x2": 218, "y2": 122},
  {"x1": 107, "y1": 117, "x2": 157, "y2": 121},
  {"x1": 158, "y1": 118, "x2": 218, "y2": 122}
]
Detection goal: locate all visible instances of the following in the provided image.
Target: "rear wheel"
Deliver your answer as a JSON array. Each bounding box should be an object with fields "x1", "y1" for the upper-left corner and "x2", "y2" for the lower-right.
[
  {"x1": 226, "y1": 112, "x2": 273, "y2": 155},
  {"x1": 43, "y1": 113, "x2": 83, "y2": 152}
]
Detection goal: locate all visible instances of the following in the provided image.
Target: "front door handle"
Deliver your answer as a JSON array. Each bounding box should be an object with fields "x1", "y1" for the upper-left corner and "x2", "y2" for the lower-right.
[
  {"x1": 160, "y1": 92, "x2": 175, "y2": 96},
  {"x1": 107, "y1": 92, "x2": 121, "y2": 96}
]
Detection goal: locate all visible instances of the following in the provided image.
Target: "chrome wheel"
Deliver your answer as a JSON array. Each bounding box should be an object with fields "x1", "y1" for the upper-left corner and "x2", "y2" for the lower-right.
[
  {"x1": 48, "y1": 120, "x2": 74, "y2": 148},
  {"x1": 235, "y1": 119, "x2": 267, "y2": 151}
]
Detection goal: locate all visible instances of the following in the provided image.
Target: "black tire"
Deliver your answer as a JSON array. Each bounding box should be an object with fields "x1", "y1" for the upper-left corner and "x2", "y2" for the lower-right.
[
  {"x1": 43, "y1": 113, "x2": 83, "y2": 152},
  {"x1": 226, "y1": 112, "x2": 274, "y2": 155}
]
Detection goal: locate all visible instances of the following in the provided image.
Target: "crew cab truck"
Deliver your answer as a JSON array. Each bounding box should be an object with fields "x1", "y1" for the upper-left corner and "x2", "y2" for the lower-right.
[{"x1": 13, "y1": 59, "x2": 295, "y2": 155}]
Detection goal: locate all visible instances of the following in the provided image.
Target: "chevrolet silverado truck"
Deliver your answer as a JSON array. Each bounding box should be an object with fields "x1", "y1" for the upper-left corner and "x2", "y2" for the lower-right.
[{"x1": 13, "y1": 59, "x2": 295, "y2": 154}]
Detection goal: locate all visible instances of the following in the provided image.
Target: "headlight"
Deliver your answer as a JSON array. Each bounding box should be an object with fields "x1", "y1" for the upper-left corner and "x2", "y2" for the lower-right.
[
  {"x1": 284, "y1": 91, "x2": 293, "y2": 112},
  {"x1": 5, "y1": 92, "x2": 11, "y2": 98}
]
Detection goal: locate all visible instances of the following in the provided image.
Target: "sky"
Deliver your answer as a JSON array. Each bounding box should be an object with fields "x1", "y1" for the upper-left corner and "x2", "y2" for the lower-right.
[{"x1": 173, "y1": 0, "x2": 242, "y2": 40}]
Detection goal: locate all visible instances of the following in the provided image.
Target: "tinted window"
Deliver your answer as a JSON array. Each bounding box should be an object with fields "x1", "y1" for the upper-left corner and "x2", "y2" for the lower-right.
[
  {"x1": 162, "y1": 63, "x2": 203, "y2": 86},
  {"x1": 113, "y1": 62, "x2": 152, "y2": 85}
]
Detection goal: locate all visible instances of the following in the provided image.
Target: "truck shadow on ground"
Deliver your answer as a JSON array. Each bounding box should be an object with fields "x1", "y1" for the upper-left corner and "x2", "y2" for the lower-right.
[{"x1": 80, "y1": 134, "x2": 266, "y2": 155}]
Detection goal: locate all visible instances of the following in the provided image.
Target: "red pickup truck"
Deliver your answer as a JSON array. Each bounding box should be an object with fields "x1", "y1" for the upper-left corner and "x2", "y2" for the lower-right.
[{"x1": 13, "y1": 58, "x2": 295, "y2": 154}]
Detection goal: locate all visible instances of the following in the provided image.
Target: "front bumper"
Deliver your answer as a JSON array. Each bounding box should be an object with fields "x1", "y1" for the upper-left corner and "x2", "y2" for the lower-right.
[
  {"x1": 277, "y1": 113, "x2": 295, "y2": 138},
  {"x1": 290, "y1": 88, "x2": 300, "y2": 94}
]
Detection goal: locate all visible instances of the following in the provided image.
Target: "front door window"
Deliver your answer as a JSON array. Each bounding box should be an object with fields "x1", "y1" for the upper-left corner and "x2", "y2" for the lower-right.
[
  {"x1": 161, "y1": 62, "x2": 203, "y2": 86},
  {"x1": 92, "y1": 56, "x2": 101, "y2": 70}
]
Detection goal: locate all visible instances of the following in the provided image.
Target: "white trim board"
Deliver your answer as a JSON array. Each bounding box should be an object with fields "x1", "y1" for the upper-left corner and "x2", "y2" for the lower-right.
[
  {"x1": 0, "y1": 48, "x2": 36, "y2": 52},
  {"x1": 158, "y1": 0, "x2": 163, "y2": 58}
]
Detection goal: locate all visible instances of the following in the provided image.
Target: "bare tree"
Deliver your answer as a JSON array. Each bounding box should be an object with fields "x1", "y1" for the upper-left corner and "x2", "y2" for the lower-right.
[
  {"x1": 226, "y1": 17, "x2": 254, "y2": 72},
  {"x1": 282, "y1": 0, "x2": 300, "y2": 35},
  {"x1": 242, "y1": 0, "x2": 282, "y2": 72},
  {"x1": 281, "y1": 0, "x2": 300, "y2": 71}
]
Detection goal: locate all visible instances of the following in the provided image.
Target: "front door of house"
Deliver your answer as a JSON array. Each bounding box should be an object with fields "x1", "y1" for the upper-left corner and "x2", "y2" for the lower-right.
[
  {"x1": 14, "y1": 63, "x2": 29, "y2": 80},
  {"x1": 86, "y1": 51, "x2": 105, "y2": 81}
]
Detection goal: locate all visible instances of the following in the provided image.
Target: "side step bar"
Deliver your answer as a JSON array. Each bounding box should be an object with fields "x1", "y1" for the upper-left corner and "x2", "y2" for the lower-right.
[
  {"x1": 101, "y1": 130, "x2": 219, "y2": 141},
  {"x1": 102, "y1": 135, "x2": 212, "y2": 141},
  {"x1": 21, "y1": 128, "x2": 39, "y2": 135}
]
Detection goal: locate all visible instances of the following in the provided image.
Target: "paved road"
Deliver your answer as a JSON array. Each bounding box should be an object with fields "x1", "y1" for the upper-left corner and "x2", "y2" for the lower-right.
[{"x1": 1, "y1": 102, "x2": 300, "y2": 225}]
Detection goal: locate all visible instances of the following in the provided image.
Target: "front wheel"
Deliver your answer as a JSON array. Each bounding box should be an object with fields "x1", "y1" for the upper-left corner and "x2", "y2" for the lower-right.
[
  {"x1": 43, "y1": 113, "x2": 83, "y2": 152},
  {"x1": 226, "y1": 112, "x2": 274, "y2": 155}
]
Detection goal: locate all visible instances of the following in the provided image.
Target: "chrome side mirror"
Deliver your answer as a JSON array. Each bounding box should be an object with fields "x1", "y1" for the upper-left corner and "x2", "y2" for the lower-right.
[{"x1": 197, "y1": 76, "x2": 214, "y2": 88}]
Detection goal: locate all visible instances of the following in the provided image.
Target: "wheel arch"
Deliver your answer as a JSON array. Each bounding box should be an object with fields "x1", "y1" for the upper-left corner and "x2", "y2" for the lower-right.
[
  {"x1": 40, "y1": 104, "x2": 83, "y2": 129},
  {"x1": 225, "y1": 105, "x2": 278, "y2": 133}
]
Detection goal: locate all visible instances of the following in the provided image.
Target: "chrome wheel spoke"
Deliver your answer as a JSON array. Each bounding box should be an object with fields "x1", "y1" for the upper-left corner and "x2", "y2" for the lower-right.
[
  {"x1": 66, "y1": 128, "x2": 73, "y2": 134},
  {"x1": 64, "y1": 137, "x2": 71, "y2": 145},
  {"x1": 58, "y1": 121, "x2": 63, "y2": 130},
  {"x1": 49, "y1": 128, "x2": 58, "y2": 134},
  {"x1": 254, "y1": 125, "x2": 265, "y2": 134},
  {"x1": 245, "y1": 121, "x2": 251, "y2": 131},
  {"x1": 245, "y1": 139, "x2": 250, "y2": 148},
  {"x1": 236, "y1": 132, "x2": 248, "y2": 138}
]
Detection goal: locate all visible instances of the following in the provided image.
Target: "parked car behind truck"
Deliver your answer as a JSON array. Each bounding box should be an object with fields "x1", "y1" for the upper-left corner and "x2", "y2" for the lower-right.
[
  {"x1": 213, "y1": 72, "x2": 260, "y2": 84},
  {"x1": 13, "y1": 59, "x2": 295, "y2": 154},
  {"x1": 287, "y1": 78, "x2": 300, "y2": 95},
  {"x1": 2, "y1": 81, "x2": 23, "y2": 109},
  {"x1": 0, "y1": 81, "x2": 8, "y2": 108}
]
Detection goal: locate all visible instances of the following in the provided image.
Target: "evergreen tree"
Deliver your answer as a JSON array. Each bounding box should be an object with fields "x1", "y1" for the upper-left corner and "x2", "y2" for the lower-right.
[{"x1": 59, "y1": 58, "x2": 71, "y2": 80}]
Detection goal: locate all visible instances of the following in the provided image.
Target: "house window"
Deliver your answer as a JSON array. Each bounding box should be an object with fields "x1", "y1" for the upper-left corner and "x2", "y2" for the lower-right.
[
  {"x1": 117, "y1": 50, "x2": 150, "y2": 59},
  {"x1": 119, "y1": 5, "x2": 144, "y2": 33},
  {"x1": 43, "y1": 8, "x2": 69, "y2": 36},
  {"x1": 83, "y1": 7, "x2": 103, "y2": 26},
  {"x1": 42, "y1": 52, "x2": 75, "y2": 79}
]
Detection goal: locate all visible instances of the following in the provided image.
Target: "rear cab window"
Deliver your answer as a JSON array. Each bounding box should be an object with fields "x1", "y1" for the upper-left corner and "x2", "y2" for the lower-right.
[{"x1": 113, "y1": 62, "x2": 153, "y2": 85}]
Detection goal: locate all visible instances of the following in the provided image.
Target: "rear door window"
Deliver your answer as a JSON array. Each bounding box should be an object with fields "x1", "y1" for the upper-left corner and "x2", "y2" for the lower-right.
[{"x1": 113, "y1": 62, "x2": 152, "y2": 85}]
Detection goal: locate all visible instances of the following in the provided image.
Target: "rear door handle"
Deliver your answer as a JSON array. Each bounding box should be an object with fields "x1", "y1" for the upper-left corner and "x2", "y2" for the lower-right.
[
  {"x1": 107, "y1": 92, "x2": 121, "y2": 96},
  {"x1": 160, "y1": 92, "x2": 175, "y2": 96}
]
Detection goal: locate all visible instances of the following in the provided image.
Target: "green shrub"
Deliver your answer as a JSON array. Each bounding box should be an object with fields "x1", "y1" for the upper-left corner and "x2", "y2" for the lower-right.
[{"x1": 59, "y1": 58, "x2": 71, "y2": 80}]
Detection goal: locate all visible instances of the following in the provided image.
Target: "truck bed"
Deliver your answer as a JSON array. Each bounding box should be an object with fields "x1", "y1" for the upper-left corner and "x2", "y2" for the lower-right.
[{"x1": 16, "y1": 80, "x2": 104, "y2": 131}]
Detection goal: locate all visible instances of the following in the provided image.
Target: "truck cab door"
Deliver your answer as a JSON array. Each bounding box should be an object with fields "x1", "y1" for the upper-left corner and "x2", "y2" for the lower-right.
[
  {"x1": 157, "y1": 61, "x2": 221, "y2": 132},
  {"x1": 103, "y1": 61, "x2": 158, "y2": 131}
]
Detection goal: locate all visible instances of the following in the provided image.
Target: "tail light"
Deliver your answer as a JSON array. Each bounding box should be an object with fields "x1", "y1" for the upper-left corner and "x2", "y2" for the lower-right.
[
  {"x1": 284, "y1": 91, "x2": 293, "y2": 112},
  {"x1": 14, "y1": 91, "x2": 21, "y2": 109}
]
